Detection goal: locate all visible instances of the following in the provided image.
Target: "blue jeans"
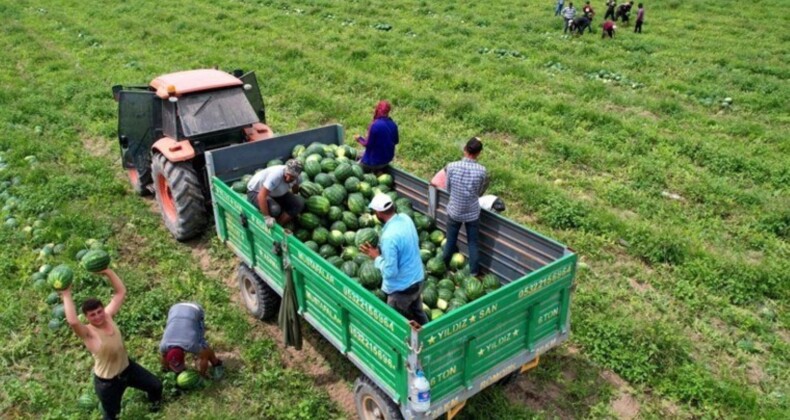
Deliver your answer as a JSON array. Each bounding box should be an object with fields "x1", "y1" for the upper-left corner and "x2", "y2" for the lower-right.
[{"x1": 442, "y1": 218, "x2": 480, "y2": 276}]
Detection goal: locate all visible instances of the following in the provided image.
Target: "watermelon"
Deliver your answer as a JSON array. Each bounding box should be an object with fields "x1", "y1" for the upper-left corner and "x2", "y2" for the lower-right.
[
  {"x1": 358, "y1": 261, "x2": 382, "y2": 289},
  {"x1": 304, "y1": 160, "x2": 322, "y2": 178},
  {"x1": 81, "y1": 250, "x2": 110, "y2": 272},
  {"x1": 353, "y1": 254, "x2": 371, "y2": 266},
  {"x1": 420, "y1": 241, "x2": 436, "y2": 253},
  {"x1": 33, "y1": 278, "x2": 48, "y2": 291},
  {"x1": 373, "y1": 185, "x2": 390, "y2": 195},
  {"x1": 395, "y1": 198, "x2": 412, "y2": 211},
  {"x1": 52, "y1": 303, "x2": 66, "y2": 320},
  {"x1": 77, "y1": 393, "x2": 96, "y2": 411},
  {"x1": 314, "y1": 173, "x2": 333, "y2": 188},
  {"x1": 419, "y1": 249, "x2": 432, "y2": 263},
  {"x1": 306, "y1": 196, "x2": 331, "y2": 215},
  {"x1": 437, "y1": 288, "x2": 454, "y2": 302},
  {"x1": 319, "y1": 244, "x2": 338, "y2": 258},
  {"x1": 327, "y1": 206, "x2": 343, "y2": 222},
  {"x1": 341, "y1": 246, "x2": 360, "y2": 261},
  {"x1": 422, "y1": 287, "x2": 438, "y2": 307},
  {"x1": 358, "y1": 213, "x2": 376, "y2": 228},
  {"x1": 334, "y1": 163, "x2": 353, "y2": 182},
  {"x1": 343, "y1": 231, "x2": 357, "y2": 246},
  {"x1": 344, "y1": 177, "x2": 361, "y2": 193},
  {"x1": 292, "y1": 144, "x2": 306, "y2": 158},
  {"x1": 449, "y1": 253, "x2": 466, "y2": 270},
  {"x1": 48, "y1": 318, "x2": 62, "y2": 330},
  {"x1": 341, "y1": 261, "x2": 358, "y2": 277},
  {"x1": 377, "y1": 174, "x2": 394, "y2": 187},
  {"x1": 435, "y1": 298, "x2": 449, "y2": 311},
  {"x1": 355, "y1": 228, "x2": 379, "y2": 248},
  {"x1": 326, "y1": 255, "x2": 344, "y2": 268},
  {"x1": 482, "y1": 274, "x2": 500, "y2": 290},
  {"x1": 177, "y1": 370, "x2": 201, "y2": 389},
  {"x1": 453, "y1": 288, "x2": 469, "y2": 303},
  {"x1": 48, "y1": 264, "x2": 74, "y2": 290},
  {"x1": 448, "y1": 298, "x2": 466, "y2": 312},
  {"x1": 299, "y1": 213, "x2": 321, "y2": 229},
  {"x1": 231, "y1": 181, "x2": 247, "y2": 193},
  {"x1": 341, "y1": 211, "x2": 359, "y2": 230},
  {"x1": 39, "y1": 264, "x2": 53, "y2": 275},
  {"x1": 323, "y1": 185, "x2": 347, "y2": 206},
  {"x1": 425, "y1": 276, "x2": 439, "y2": 288},
  {"x1": 299, "y1": 181, "x2": 323, "y2": 198},
  {"x1": 267, "y1": 158, "x2": 284, "y2": 167},
  {"x1": 464, "y1": 278, "x2": 485, "y2": 301},
  {"x1": 328, "y1": 230, "x2": 345, "y2": 247},
  {"x1": 295, "y1": 229, "x2": 311, "y2": 242},
  {"x1": 320, "y1": 157, "x2": 339, "y2": 173},
  {"x1": 75, "y1": 249, "x2": 89, "y2": 261},
  {"x1": 305, "y1": 241, "x2": 320, "y2": 252},
  {"x1": 429, "y1": 230, "x2": 445, "y2": 246},
  {"x1": 438, "y1": 278, "x2": 455, "y2": 291},
  {"x1": 348, "y1": 164, "x2": 362, "y2": 179},
  {"x1": 46, "y1": 292, "x2": 60, "y2": 305},
  {"x1": 312, "y1": 227, "x2": 330, "y2": 244},
  {"x1": 358, "y1": 182, "x2": 373, "y2": 198},
  {"x1": 426, "y1": 257, "x2": 446, "y2": 276},
  {"x1": 347, "y1": 193, "x2": 367, "y2": 215},
  {"x1": 430, "y1": 308, "x2": 444, "y2": 321}
]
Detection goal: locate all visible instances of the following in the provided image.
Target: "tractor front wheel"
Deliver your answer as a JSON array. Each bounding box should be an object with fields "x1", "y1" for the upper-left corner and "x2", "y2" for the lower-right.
[{"x1": 151, "y1": 153, "x2": 207, "y2": 241}]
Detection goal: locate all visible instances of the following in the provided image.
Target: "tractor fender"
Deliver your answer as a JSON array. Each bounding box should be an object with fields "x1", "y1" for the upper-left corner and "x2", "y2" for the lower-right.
[
  {"x1": 244, "y1": 122, "x2": 275, "y2": 142},
  {"x1": 151, "y1": 137, "x2": 195, "y2": 162}
]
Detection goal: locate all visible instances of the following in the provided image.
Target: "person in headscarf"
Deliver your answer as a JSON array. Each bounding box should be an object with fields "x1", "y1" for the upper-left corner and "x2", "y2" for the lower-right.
[{"x1": 356, "y1": 100, "x2": 399, "y2": 174}]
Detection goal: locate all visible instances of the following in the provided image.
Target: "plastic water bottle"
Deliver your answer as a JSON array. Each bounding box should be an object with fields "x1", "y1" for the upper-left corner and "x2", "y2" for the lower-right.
[{"x1": 410, "y1": 370, "x2": 431, "y2": 413}]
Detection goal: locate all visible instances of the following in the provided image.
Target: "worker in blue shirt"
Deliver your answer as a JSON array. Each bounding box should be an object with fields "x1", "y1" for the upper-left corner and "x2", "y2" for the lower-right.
[
  {"x1": 360, "y1": 194, "x2": 428, "y2": 325},
  {"x1": 356, "y1": 100, "x2": 399, "y2": 174}
]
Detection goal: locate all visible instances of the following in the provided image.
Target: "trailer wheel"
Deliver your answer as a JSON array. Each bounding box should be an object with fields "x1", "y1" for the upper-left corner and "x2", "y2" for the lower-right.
[
  {"x1": 151, "y1": 153, "x2": 207, "y2": 241},
  {"x1": 353, "y1": 376, "x2": 403, "y2": 420},
  {"x1": 237, "y1": 263, "x2": 280, "y2": 321}
]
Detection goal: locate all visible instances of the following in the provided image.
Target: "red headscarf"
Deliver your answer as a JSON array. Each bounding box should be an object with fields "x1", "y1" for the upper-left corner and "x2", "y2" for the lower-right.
[
  {"x1": 373, "y1": 100, "x2": 391, "y2": 120},
  {"x1": 166, "y1": 347, "x2": 186, "y2": 373}
]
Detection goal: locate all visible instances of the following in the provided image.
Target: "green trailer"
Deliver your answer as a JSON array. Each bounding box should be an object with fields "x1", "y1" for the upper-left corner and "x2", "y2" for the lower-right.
[{"x1": 205, "y1": 125, "x2": 577, "y2": 419}]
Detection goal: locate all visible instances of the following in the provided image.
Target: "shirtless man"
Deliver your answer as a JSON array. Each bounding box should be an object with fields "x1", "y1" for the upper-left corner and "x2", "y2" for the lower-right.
[{"x1": 61, "y1": 269, "x2": 162, "y2": 419}]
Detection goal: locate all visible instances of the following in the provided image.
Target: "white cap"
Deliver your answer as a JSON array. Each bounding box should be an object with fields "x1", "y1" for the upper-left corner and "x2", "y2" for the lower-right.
[{"x1": 369, "y1": 193, "x2": 393, "y2": 212}]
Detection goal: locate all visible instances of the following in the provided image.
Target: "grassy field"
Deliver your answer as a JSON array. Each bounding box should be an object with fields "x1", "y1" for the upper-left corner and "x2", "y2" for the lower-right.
[{"x1": 0, "y1": 0, "x2": 787, "y2": 418}]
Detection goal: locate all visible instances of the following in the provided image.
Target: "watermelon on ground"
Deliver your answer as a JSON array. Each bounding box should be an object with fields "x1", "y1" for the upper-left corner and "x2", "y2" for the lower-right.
[{"x1": 177, "y1": 370, "x2": 201, "y2": 389}]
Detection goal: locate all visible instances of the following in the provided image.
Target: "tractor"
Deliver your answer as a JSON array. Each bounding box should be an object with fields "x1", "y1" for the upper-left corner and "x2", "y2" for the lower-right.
[{"x1": 112, "y1": 69, "x2": 273, "y2": 241}]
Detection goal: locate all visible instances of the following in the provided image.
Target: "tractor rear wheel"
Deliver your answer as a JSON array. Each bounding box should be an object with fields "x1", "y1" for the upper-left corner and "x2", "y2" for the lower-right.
[{"x1": 151, "y1": 153, "x2": 207, "y2": 241}]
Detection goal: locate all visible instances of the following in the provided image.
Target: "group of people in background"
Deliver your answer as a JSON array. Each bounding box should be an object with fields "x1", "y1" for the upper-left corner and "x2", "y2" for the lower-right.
[{"x1": 556, "y1": 0, "x2": 646, "y2": 37}]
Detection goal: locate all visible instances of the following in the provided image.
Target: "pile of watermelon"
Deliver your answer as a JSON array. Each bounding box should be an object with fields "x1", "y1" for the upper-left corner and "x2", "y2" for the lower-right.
[{"x1": 229, "y1": 142, "x2": 503, "y2": 322}]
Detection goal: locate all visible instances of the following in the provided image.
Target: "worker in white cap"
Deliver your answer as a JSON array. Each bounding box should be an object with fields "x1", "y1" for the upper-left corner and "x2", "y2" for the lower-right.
[{"x1": 360, "y1": 194, "x2": 428, "y2": 325}]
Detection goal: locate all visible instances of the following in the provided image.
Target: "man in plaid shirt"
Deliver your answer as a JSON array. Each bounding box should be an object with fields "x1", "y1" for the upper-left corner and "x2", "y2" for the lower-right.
[{"x1": 442, "y1": 137, "x2": 489, "y2": 276}]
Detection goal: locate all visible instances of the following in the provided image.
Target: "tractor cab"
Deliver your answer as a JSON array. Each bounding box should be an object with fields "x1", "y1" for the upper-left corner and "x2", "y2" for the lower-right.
[{"x1": 112, "y1": 69, "x2": 273, "y2": 241}]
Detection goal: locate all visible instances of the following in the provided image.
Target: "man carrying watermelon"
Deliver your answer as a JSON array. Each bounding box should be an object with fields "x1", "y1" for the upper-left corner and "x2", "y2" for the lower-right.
[
  {"x1": 360, "y1": 194, "x2": 429, "y2": 325},
  {"x1": 442, "y1": 137, "x2": 489, "y2": 277},
  {"x1": 160, "y1": 302, "x2": 223, "y2": 378},
  {"x1": 247, "y1": 159, "x2": 305, "y2": 227},
  {"x1": 60, "y1": 268, "x2": 163, "y2": 419}
]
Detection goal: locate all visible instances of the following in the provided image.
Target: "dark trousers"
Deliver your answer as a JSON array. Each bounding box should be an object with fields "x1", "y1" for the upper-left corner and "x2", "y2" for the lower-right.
[
  {"x1": 360, "y1": 161, "x2": 389, "y2": 174},
  {"x1": 93, "y1": 359, "x2": 162, "y2": 420},
  {"x1": 442, "y1": 218, "x2": 480, "y2": 276},
  {"x1": 634, "y1": 20, "x2": 643, "y2": 33},
  {"x1": 604, "y1": 7, "x2": 615, "y2": 20},
  {"x1": 387, "y1": 282, "x2": 429, "y2": 326},
  {"x1": 246, "y1": 190, "x2": 305, "y2": 217}
]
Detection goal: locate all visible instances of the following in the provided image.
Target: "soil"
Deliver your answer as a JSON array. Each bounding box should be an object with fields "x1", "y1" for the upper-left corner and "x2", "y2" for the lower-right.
[{"x1": 600, "y1": 370, "x2": 640, "y2": 419}]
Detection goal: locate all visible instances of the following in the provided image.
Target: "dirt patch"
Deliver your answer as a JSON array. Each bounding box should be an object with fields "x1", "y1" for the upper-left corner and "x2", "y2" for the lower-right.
[
  {"x1": 628, "y1": 277, "x2": 652, "y2": 293},
  {"x1": 745, "y1": 362, "x2": 766, "y2": 385},
  {"x1": 601, "y1": 370, "x2": 640, "y2": 419},
  {"x1": 505, "y1": 378, "x2": 566, "y2": 418},
  {"x1": 83, "y1": 136, "x2": 114, "y2": 158}
]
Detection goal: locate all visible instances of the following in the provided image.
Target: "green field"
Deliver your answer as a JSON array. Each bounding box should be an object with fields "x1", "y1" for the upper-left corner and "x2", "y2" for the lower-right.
[{"x1": 1, "y1": 0, "x2": 787, "y2": 418}]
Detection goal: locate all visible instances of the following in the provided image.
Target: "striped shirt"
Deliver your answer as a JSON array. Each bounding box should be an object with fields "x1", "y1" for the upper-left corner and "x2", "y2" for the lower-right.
[{"x1": 446, "y1": 158, "x2": 488, "y2": 222}]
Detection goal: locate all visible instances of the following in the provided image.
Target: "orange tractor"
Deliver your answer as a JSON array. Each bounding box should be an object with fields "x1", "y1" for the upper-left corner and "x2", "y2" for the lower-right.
[{"x1": 112, "y1": 69, "x2": 273, "y2": 241}]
